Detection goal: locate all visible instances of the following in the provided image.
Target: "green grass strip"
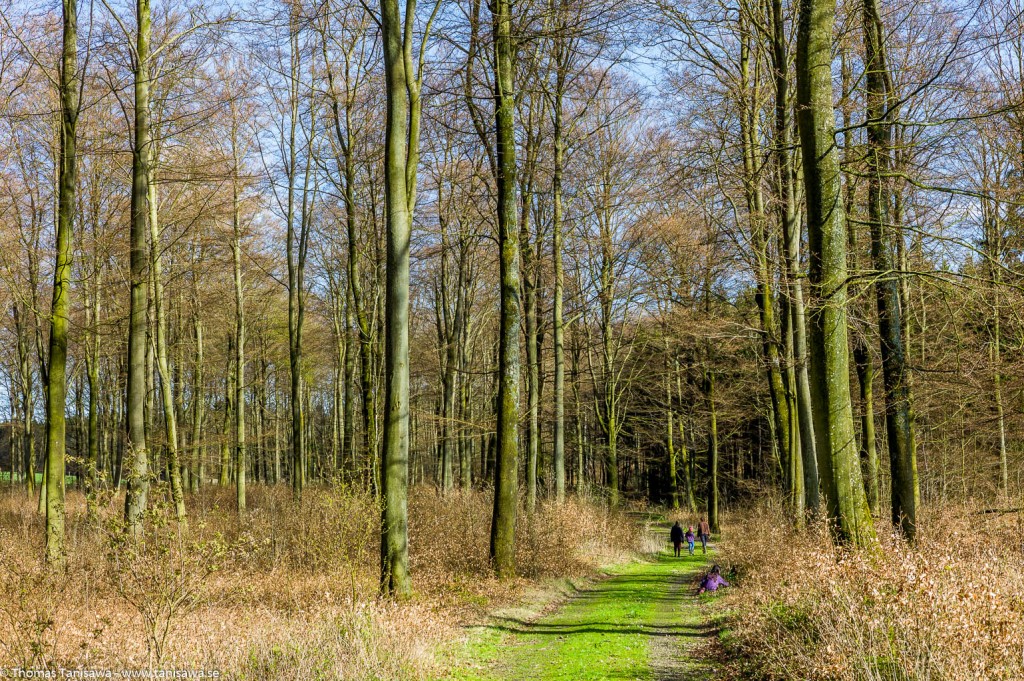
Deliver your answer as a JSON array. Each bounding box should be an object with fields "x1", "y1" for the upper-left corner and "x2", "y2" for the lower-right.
[{"x1": 446, "y1": 549, "x2": 714, "y2": 681}]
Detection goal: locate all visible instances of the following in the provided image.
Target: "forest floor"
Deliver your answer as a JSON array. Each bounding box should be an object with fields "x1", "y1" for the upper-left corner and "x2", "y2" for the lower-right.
[{"x1": 442, "y1": 548, "x2": 721, "y2": 680}]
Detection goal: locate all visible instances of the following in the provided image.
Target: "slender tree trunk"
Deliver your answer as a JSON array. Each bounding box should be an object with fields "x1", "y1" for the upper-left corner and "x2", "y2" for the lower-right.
[
  {"x1": 665, "y1": 355, "x2": 679, "y2": 510},
  {"x1": 379, "y1": 0, "x2": 429, "y2": 598},
  {"x1": 853, "y1": 344, "x2": 879, "y2": 514},
  {"x1": 124, "y1": 0, "x2": 152, "y2": 538},
  {"x1": 770, "y1": 0, "x2": 815, "y2": 518},
  {"x1": 458, "y1": 299, "x2": 473, "y2": 491},
  {"x1": 191, "y1": 312, "x2": 204, "y2": 491},
  {"x1": 740, "y1": 27, "x2": 790, "y2": 492},
  {"x1": 992, "y1": 291, "x2": 1008, "y2": 495},
  {"x1": 796, "y1": 0, "x2": 874, "y2": 545},
  {"x1": 864, "y1": 0, "x2": 917, "y2": 538},
  {"x1": 15, "y1": 306, "x2": 35, "y2": 498},
  {"x1": 550, "y1": 32, "x2": 568, "y2": 503},
  {"x1": 147, "y1": 155, "x2": 186, "y2": 523},
  {"x1": 44, "y1": 0, "x2": 79, "y2": 564},
  {"x1": 521, "y1": 188, "x2": 539, "y2": 511},
  {"x1": 86, "y1": 263, "x2": 101, "y2": 518},
  {"x1": 221, "y1": 334, "x2": 233, "y2": 486},
  {"x1": 343, "y1": 291, "x2": 356, "y2": 475},
  {"x1": 705, "y1": 370, "x2": 719, "y2": 533},
  {"x1": 231, "y1": 158, "x2": 246, "y2": 515},
  {"x1": 489, "y1": 0, "x2": 521, "y2": 578}
]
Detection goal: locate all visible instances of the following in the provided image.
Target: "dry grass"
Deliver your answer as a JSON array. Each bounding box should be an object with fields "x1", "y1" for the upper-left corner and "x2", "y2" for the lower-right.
[
  {"x1": 0, "y1": 484, "x2": 645, "y2": 679},
  {"x1": 717, "y1": 498, "x2": 1024, "y2": 681}
]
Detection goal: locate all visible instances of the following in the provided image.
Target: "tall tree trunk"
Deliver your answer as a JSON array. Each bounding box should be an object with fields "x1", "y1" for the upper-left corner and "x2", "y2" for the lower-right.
[
  {"x1": 285, "y1": 13, "x2": 308, "y2": 499},
  {"x1": 705, "y1": 370, "x2": 719, "y2": 533},
  {"x1": 220, "y1": 334, "x2": 233, "y2": 486},
  {"x1": 44, "y1": 0, "x2": 79, "y2": 564},
  {"x1": 864, "y1": 0, "x2": 917, "y2": 538},
  {"x1": 148, "y1": 154, "x2": 186, "y2": 523},
  {"x1": 521, "y1": 182, "x2": 539, "y2": 511},
  {"x1": 231, "y1": 154, "x2": 246, "y2": 515},
  {"x1": 458, "y1": 294, "x2": 474, "y2": 491},
  {"x1": 124, "y1": 0, "x2": 152, "y2": 538},
  {"x1": 190, "y1": 311, "x2": 204, "y2": 491},
  {"x1": 740, "y1": 25, "x2": 790, "y2": 495},
  {"x1": 769, "y1": 0, "x2": 814, "y2": 518},
  {"x1": 86, "y1": 258, "x2": 101, "y2": 518},
  {"x1": 379, "y1": 0, "x2": 431, "y2": 597},
  {"x1": 15, "y1": 305, "x2": 35, "y2": 497},
  {"x1": 853, "y1": 344, "x2": 879, "y2": 513},
  {"x1": 343, "y1": 291, "x2": 356, "y2": 475},
  {"x1": 841, "y1": 45, "x2": 878, "y2": 517},
  {"x1": 674, "y1": 361, "x2": 697, "y2": 513},
  {"x1": 665, "y1": 353, "x2": 679, "y2": 510},
  {"x1": 489, "y1": 0, "x2": 521, "y2": 578},
  {"x1": 796, "y1": 0, "x2": 874, "y2": 546},
  {"x1": 550, "y1": 21, "x2": 568, "y2": 503}
]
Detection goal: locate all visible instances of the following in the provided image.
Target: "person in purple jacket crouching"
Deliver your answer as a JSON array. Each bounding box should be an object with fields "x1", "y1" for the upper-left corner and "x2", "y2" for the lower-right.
[{"x1": 697, "y1": 565, "x2": 729, "y2": 595}]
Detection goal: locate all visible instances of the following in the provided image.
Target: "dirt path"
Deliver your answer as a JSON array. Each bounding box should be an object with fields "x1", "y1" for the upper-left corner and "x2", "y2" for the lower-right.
[
  {"x1": 446, "y1": 550, "x2": 720, "y2": 680},
  {"x1": 647, "y1": 554, "x2": 719, "y2": 680}
]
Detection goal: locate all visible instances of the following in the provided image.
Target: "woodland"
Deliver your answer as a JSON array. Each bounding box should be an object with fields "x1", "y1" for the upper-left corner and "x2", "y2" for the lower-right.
[{"x1": 1, "y1": 0, "x2": 1023, "y2": 677}]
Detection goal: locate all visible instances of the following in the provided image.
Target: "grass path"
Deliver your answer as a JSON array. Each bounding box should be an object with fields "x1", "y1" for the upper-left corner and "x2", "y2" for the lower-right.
[{"x1": 445, "y1": 549, "x2": 718, "y2": 680}]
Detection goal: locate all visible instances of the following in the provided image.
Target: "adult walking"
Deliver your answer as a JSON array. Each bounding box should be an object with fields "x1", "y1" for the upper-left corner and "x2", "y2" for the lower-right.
[
  {"x1": 670, "y1": 521, "x2": 684, "y2": 557},
  {"x1": 697, "y1": 518, "x2": 711, "y2": 554}
]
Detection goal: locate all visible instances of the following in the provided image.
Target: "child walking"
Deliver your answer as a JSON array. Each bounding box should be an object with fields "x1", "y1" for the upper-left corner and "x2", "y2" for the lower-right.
[{"x1": 685, "y1": 526, "x2": 696, "y2": 555}]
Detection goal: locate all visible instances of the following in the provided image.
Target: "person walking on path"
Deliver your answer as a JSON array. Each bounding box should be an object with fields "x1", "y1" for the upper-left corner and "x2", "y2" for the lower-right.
[
  {"x1": 685, "y1": 526, "x2": 696, "y2": 555},
  {"x1": 697, "y1": 518, "x2": 711, "y2": 554},
  {"x1": 670, "y1": 521, "x2": 684, "y2": 557}
]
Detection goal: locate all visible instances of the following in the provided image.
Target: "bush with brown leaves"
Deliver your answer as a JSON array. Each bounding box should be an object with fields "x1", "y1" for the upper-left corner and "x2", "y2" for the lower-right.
[
  {"x1": 718, "y1": 498, "x2": 1024, "y2": 681},
  {"x1": 0, "y1": 484, "x2": 645, "y2": 679}
]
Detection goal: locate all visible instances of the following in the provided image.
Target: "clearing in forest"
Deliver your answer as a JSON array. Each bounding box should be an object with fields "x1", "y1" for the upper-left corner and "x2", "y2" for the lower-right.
[{"x1": 447, "y1": 550, "x2": 719, "y2": 680}]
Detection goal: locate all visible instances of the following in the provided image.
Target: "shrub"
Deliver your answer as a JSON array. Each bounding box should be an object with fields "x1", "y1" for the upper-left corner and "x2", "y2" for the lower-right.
[{"x1": 718, "y1": 499, "x2": 1024, "y2": 681}]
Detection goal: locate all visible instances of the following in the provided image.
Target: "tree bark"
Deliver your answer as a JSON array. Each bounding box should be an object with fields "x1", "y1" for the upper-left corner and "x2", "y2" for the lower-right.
[
  {"x1": 44, "y1": 0, "x2": 79, "y2": 564},
  {"x1": 796, "y1": 0, "x2": 875, "y2": 546},
  {"x1": 705, "y1": 370, "x2": 719, "y2": 533},
  {"x1": 124, "y1": 0, "x2": 152, "y2": 538},
  {"x1": 147, "y1": 152, "x2": 186, "y2": 523},
  {"x1": 379, "y1": 0, "x2": 431, "y2": 598},
  {"x1": 231, "y1": 143, "x2": 246, "y2": 515},
  {"x1": 489, "y1": 0, "x2": 521, "y2": 578},
  {"x1": 863, "y1": 0, "x2": 917, "y2": 539}
]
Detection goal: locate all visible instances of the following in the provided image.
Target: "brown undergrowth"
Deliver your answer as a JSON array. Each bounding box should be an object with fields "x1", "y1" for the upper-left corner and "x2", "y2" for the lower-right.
[
  {"x1": 716, "y1": 498, "x2": 1024, "y2": 681},
  {"x1": 0, "y1": 485, "x2": 644, "y2": 679}
]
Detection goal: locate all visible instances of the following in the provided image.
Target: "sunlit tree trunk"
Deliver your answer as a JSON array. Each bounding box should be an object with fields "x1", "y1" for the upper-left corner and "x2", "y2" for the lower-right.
[
  {"x1": 550, "y1": 8, "x2": 570, "y2": 503},
  {"x1": 322, "y1": 20, "x2": 377, "y2": 486},
  {"x1": 664, "y1": 351, "x2": 679, "y2": 509},
  {"x1": 864, "y1": 0, "x2": 917, "y2": 538},
  {"x1": 740, "y1": 25, "x2": 790, "y2": 493},
  {"x1": 85, "y1": 251, "x2": 101, "y2": 519},
  {"x1": 489, "y1": 0, "x2": 521, "y2": 577},
  {"x1": 230, "y1": 133, "x2": 246, "y2": 515},
  {"x1": 14, "y1": 306, "x2": 35, "y2": 498},
  {"x1": 285, "y1": 12, "x2": 309, "y2": 499},
  {"x1": 44, "y1": 0, "x2": 79, "y2": 564},
  {"x1": 190, "y1": 304, "x2": 204, "y2": 491},
  {"x1": 768, "y1": 0, "x2": 814, "y2": 519},
  {"x1": 796, "y1": 0, "x2": 875, "y2": 546},
  {"x1": 705, "y1": 369, "x2": 719, "y2": 533},
  {"x1": 124, "y1": 0, "x2": 152, "y2": 538},
  {"x1": 220, "y1": 334, "x2": 233, "y2": 486},
  {"x1": 147, "y1": 151, "x2": 186, "y2": 523},
  {"x1": 379, "y1": 0, "x2": 435, "y2": 597}
]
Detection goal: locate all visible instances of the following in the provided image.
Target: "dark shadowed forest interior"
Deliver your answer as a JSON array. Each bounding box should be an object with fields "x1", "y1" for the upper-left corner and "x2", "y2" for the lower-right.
[{"x1": 1, "y1": 0, "x2": 1023, "y2": 678}]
